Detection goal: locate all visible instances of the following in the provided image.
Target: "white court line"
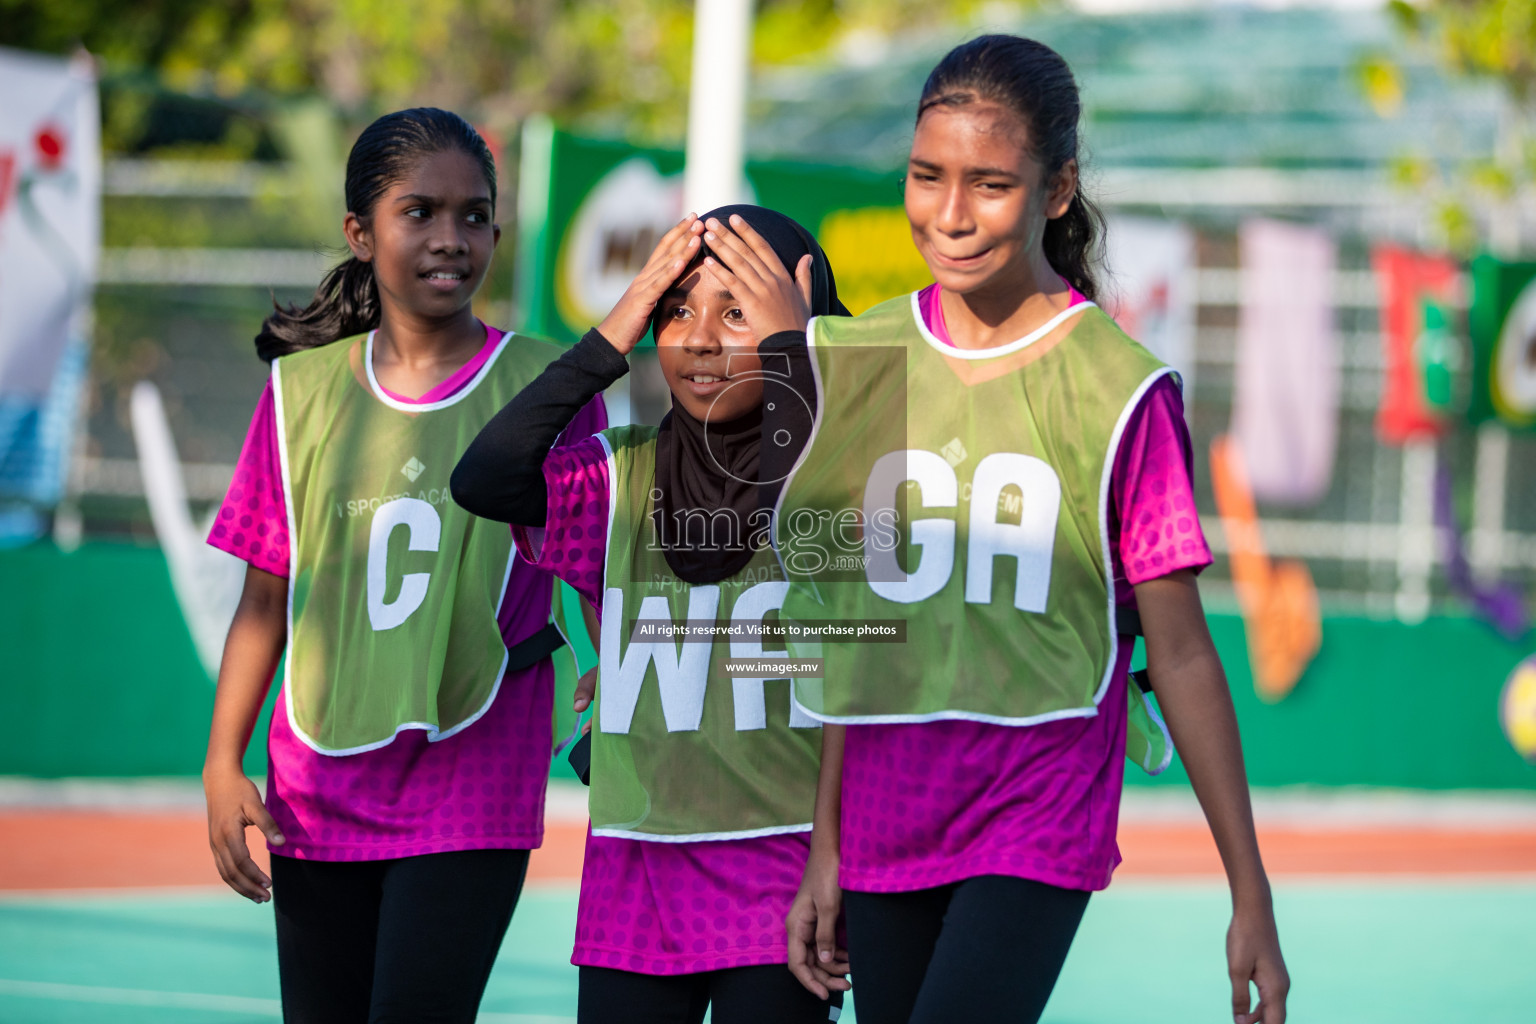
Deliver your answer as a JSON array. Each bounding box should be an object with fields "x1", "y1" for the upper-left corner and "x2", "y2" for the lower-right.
[
  {"x1": 0, "y1": 978, "x2": 280, "y2": 1015},
  {"x1": 0, "y1": 979, "x2": 576, "y2": 1023}
]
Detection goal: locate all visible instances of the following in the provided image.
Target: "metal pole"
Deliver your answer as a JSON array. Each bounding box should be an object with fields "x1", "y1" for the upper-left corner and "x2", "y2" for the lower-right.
[{"x1": 684, "y1": 0, "x2": 754, "y2": 215}]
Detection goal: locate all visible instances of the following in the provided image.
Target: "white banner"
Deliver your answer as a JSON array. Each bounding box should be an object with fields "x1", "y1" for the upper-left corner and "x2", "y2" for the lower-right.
[
  {"x1": 1232, "y1": 218, "x2": 1339, "y2": 506},
  {"x1": 1102, "y1": 215, "x2": 1197, "y2": 392},
  {"x1": 0, "y1": 47, "x2": 99, "y2": 526}
]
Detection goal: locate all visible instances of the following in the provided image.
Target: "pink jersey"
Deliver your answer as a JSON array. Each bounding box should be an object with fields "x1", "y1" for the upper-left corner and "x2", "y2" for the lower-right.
[
  {"x1": 519, "y1": 437, "x2": 815, "y2": 976},
  {"x1": 209, "y1": 324, "x2": 606, "y2": 861},
  {"x1": 835, "y1": 285, "x2": 1212, "y2": 894}
]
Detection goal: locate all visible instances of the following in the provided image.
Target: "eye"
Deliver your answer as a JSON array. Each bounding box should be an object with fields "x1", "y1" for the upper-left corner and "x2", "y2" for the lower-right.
[
  {"x1": 977, "y1": 181, "x2": 1010, "y2": 193},
  {"x1": 666, "y1": 304, "x2": 692, "y2": 321},
  {"x1": 405, "y1": 207, "x2": 429, "y2": 219},
  {"x1": 467, "y1": 210, "x2": 490, "y2": 224},
  {"x1": 724, "y1": 307, "x2": 746, "y2": 324},
  {"x1": 911, "y1": 172, "x2": 940, "y2": 185}
]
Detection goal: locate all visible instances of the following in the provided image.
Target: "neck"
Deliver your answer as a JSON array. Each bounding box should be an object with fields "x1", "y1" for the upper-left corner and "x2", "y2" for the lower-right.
[
  {"x1": 372, "y1": 304, "x2": 484, "y2": 369},
  {"x1": 940, "y1": 252, "x2": 1076, "y2": 351}
]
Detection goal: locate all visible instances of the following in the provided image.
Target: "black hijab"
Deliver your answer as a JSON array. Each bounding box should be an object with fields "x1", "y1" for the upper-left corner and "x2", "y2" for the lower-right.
[{"x1": 653, "y1": 204, "x2": 849, "y2": 584}]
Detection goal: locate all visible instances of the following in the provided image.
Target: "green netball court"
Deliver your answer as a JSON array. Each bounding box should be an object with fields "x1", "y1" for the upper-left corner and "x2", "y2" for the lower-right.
[{"x1": 2, "y1": 879, "x2": 1533, "y2": 1023}]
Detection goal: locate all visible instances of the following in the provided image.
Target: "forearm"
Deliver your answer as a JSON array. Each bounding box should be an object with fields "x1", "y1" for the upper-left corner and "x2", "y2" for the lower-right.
[
  {"x1": 1135, "y1": 570, "x2": 1269, "y2": 908},
  {"x1": 1152, "y1": 648, "x2": 1270, "y2": 906},
  {"x1": 810, "y1": 724, "x2": 845, "y2": 859},
  {"x1": 204, "y1": 568, "x2": 288, "y2": 778},
  {"x1": 451, "y1": 329, "x2": 628, "y2": 525}
]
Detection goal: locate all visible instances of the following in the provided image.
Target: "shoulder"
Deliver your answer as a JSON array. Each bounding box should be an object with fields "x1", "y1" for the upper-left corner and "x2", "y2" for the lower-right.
[
  {"x1": 812, "y1": 292, "x2": 919, "y2": 345},
  {"x1": 598, "y1": 424, "x2": 659, "y2": 457},
  {"x1": 273, "y1": 334, "x2": 362, "y2": 380},
  {"x1": 494, "y1": 329, "x2": 566, "y2": 366}
]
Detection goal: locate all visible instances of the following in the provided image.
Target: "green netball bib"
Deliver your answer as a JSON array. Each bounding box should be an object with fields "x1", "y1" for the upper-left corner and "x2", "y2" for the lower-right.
[
  {"x1": 590, "y1": 426, "x2": 821, "y2": 840},
  {"x1": 275, "y1": 330, "x2": 563, "y2": 755},
  {"x1": 776, "y1": 294, "x2": 1176, "y2": 774}
]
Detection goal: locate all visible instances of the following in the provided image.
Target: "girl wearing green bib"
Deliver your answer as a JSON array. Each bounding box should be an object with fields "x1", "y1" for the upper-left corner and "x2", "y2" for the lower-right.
[
  {"x1": 779, "y1": 37, "x2": 1291, "y2": 1024},
  {"x1": 202, "y1": 109, "x2": 601, "y2": 1024},
  {"x1": 454, "y1": 207, "x2": 847, "y2": 1023}
]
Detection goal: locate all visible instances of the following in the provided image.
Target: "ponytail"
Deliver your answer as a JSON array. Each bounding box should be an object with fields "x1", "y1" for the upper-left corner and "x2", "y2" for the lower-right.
[
  {"x1": 256, "y1": 256, "x2": 381, "y2": 363},
  {"x1": 254, "y1": 106, "x2": 497, "y2": 363},
  {"x1": 1043, "y1": 188, "x2": 1104, "y2": 304}
]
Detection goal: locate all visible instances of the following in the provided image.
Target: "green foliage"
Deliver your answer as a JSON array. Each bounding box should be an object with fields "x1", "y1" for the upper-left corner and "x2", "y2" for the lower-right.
[
  {"x1": 1371, "y1": 0, "x2": 1536, "y2": 253},
  {"x1": 6, "y1": 0, "x2": 1021, "y2": 154}
]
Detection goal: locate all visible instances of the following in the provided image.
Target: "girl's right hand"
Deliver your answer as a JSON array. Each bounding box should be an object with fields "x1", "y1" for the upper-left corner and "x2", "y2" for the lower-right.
[
  {"x1": 204, "y1": 766, "x2": 285, "y2": 902},
  {"x1": 596, "y1": 215, "x2": 704, "y2": 355},
  {"x1": 786, "y1": 844, "x2": 850, "y2": 999}
]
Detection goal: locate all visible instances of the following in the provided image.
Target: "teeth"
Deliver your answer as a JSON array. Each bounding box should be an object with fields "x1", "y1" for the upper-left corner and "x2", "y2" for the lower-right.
[
  {"x1": 426, "y1": 272, "x2": 464, "y2": 280},
  {"x1": 689, "y1": 375, "x2": 723, "y2": 383}
]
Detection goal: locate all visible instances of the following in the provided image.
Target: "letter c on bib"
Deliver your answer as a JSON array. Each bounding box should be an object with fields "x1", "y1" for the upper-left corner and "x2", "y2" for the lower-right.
[{"x1": 367, "y1": 497, "x2": 441, "y2": 631}]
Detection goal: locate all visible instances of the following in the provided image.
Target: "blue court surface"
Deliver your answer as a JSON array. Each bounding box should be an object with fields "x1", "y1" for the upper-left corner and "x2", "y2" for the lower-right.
[{"x1": 2, "y1": 878, "x2": 1533, "y2": 1023}]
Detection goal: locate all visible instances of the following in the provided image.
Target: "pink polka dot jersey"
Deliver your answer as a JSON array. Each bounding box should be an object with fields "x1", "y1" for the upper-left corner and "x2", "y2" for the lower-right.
[
  {"x1": 208, "y1": 325, "x2": 607, "y2": 861},
  {"x1": 834, "y1": 286, "x2": 1213, "y2": 895},
  {"x1": 518, "y1": 438, "x2": 817, "y2": 976}
]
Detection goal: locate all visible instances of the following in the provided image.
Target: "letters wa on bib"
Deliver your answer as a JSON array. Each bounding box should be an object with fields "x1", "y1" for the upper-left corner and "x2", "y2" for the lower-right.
[
  {"x1": 274, "y1": 330, "x2": 567, "y2": 755},
  {"x1": 776, "y1": 293, "x2": 1176, "y2": 773},
  {"x1": 589, "y1": 425, "x2": 822, "y2": 841}
]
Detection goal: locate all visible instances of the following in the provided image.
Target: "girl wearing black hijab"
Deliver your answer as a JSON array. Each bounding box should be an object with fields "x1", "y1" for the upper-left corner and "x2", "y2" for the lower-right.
[{"x1": 452, "y1": 207, "x2": 849, "y2": 1024}]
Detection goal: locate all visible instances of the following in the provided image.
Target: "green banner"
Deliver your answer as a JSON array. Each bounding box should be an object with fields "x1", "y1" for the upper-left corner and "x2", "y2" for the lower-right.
[
  {"x1": 514, "y1": 118, "x2": 933, "y2": 342},
  {"x1": 1468, "y1": 254, "x2": 1536, "y2": 431}
]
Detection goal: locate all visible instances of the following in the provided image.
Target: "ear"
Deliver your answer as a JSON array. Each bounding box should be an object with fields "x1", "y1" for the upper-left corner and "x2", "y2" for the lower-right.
[
  {"x1": 492, "y1": 223, "x2": 502, "y2": 249},
  {"x1": 1045, "y1": 159, "x2": 1078, "y2": 221},
  {"x1": 343, "y1": 211, "x2": 373, "y2": 262}
]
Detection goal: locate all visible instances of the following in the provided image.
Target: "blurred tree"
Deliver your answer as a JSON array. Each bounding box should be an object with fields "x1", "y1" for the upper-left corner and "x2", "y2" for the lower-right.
[
  {"x1": 1371, "y1": 0, "x2": 1536, "y2": 252},
  {"x1": 2, "y1": 0, "x2": 1013, "y2": 151}
]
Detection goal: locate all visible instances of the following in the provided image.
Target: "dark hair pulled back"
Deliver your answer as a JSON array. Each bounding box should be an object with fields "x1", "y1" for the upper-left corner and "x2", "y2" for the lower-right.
[
  {"x1": 918, "y1": 35, "x2": 1103, "y2": 302},
  {"x1": 255, "y1": 107, "x2": 497, "y2": 362}
]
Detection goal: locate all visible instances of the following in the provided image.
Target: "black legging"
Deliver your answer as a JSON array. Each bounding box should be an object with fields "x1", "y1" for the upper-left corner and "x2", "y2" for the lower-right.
[
  {"x1": 578, "y1": 963, "x2": 843, "y2": 1024},
  {"x1": 270, "y1": 848, "x2": 529, "y2": 1024},
  {"x1": 843, "y1": 875, "x2": 1090, "y2": 1024}
]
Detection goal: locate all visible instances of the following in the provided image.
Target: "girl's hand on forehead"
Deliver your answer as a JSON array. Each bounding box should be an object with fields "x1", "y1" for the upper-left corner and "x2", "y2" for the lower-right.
[
  {"x1": 597, "y1": 215, "x2": 704, "y2": 355},
  {"x1": 701, "y1": 214, "x2": 813, "y2": 341}
]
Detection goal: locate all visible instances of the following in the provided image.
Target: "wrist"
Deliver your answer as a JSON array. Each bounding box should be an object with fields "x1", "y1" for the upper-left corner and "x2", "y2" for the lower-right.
[
  {"x1": 1230, "y1": 876, "x2": 1274, "y2": 914},
  {"x1": 202, "y1": 755, "x2": 246, "y2": 784}
]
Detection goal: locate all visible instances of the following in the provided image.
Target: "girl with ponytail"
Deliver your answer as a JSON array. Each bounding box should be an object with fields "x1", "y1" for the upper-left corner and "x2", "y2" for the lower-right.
[
  {"x1": 778, "y1": 35, "x2": 1290, "y2": 1023},
  {"x1": 202, "y1": 107, "x2": 604, "y2": 1023}
]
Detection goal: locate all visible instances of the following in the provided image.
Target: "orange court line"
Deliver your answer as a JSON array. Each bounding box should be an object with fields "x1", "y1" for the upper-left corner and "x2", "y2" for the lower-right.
[{"x1": 3, "y1": 812, "x2": 1534, "y2": 892}]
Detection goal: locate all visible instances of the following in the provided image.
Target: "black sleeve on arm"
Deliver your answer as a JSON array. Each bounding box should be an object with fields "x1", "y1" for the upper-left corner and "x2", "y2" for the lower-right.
[
  {"x1": 451, "y1": 328, "x2": 629, "y2": 526},
  {"x1": 758, "y1": 328, "x2": 815, "y2": 513}
]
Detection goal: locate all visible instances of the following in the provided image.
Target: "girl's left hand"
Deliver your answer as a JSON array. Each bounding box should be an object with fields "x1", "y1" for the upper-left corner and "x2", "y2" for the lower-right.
[
  {"x1": 1228, "y1": 902, "x2": 1289, "y2": 1023},
  {"x1": 701, "y1": 213, "x2": 814, "y2": 339}
]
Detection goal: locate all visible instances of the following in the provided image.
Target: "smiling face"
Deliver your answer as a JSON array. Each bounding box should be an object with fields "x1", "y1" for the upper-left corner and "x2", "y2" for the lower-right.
[
  {"x1": 904, "y1": 101, "x2": 1074, "y2": 302},
  {"x1": 344, "y1": 148, "x2": 500, "y2": 323},
  {"x1": 655, "y1": 263, "x2": 765, "y2": 424}
]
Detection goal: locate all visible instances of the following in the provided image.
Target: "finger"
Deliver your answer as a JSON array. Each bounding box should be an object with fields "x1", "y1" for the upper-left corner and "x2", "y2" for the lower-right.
[
  {"x1": 727, "y1": 213, "x2": 794, "y2": 278},
  {"x1": 704, "y1": 218, "x2": 769, "y2": 283},
  {"x1": 573, "y1": 669, "x2": 597, "y2": 712},
  {"x1": 787, "y1": 957, "x2": 830, "y2": 1001},
  {"x1": 1256, "y1": 974, "x2": 1288, "y2": 1024},
  {"x1": 212, "y1": 840, "x2": 266, "y2": 901},
  {"x1": 795, "y1": 254, "x2": 814, "y2": 310},
  {"x1": 230, "y1": 835, "x2": 273, "y2": 895},
  {"x1": 814, "y1": 905, "x2": 838, "y2": 965},
  {"x1": 223, "y1": 821, "x2": 272, "y2": 890},
  {"x1": 1232, "y1": 970, "x2": 1254, "y2": 1024},
  {"x1": 804, "y1": 958, "x2": 852, "y2": 992},
  {"x1": 249, "y1": 801, "x2": 286, "y2": 848}
]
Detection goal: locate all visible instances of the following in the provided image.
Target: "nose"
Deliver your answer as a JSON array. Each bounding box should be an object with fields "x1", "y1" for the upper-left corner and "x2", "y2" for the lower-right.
[
  {"x1": 429, "y1": 219, "x2": 469, "y2": 256},
  {"x1": 680, "y1": 315, "x2": 723, "y2": 355},
  {"x1": 934, "y1": 180, "x2": 974, "y2": 237}
]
